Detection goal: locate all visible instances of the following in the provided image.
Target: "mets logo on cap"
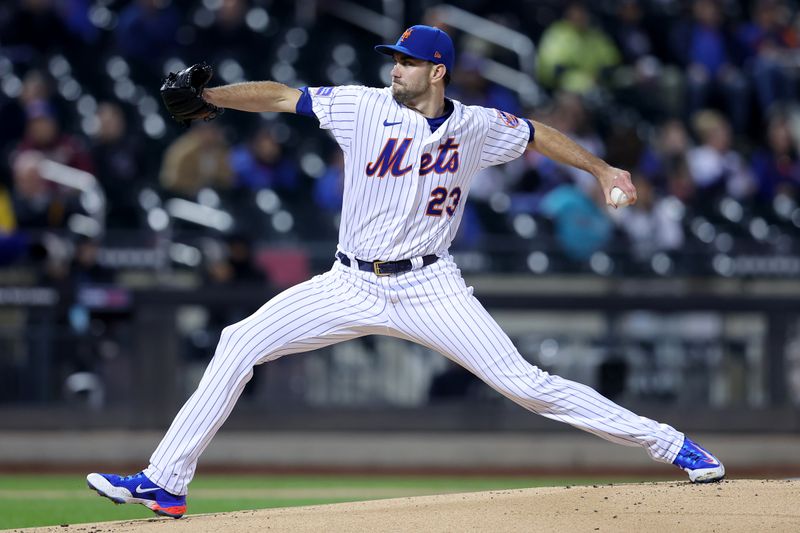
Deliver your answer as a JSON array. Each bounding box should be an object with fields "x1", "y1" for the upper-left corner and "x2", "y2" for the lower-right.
[{"x1": 374, "y1": 25, "x2": 455, "y2": 73}]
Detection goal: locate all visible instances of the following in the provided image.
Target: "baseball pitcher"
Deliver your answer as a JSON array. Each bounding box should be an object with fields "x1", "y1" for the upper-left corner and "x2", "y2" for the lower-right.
[{"x1": 88, "y1": 25, "x2": 724, "y2": 518}]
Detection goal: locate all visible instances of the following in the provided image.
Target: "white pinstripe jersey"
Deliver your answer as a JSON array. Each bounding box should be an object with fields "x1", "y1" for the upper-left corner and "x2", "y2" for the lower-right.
[{"x1": 309, "y1": 86, "x2": 531, "y2": 261}]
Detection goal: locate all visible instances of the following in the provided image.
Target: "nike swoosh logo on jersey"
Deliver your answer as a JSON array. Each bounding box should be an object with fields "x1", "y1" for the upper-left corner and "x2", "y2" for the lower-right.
[
  {"x1": 383, "y1": 120, "x2": 402, "y2": 127},
  {"x1": 136, "y1": 484, "x2": 161, "y2": 494}
]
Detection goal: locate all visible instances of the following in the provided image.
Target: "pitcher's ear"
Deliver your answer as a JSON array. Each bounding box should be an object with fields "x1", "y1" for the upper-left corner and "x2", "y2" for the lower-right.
[{"x1": 431, "y1": 64, "x2": 447, "y2": 84}]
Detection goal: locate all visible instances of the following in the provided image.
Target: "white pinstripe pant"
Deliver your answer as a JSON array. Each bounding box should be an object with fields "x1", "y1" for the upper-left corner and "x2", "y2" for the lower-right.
[{"x1": 145, "y1": 256, "x2": 684, "y2": 495}]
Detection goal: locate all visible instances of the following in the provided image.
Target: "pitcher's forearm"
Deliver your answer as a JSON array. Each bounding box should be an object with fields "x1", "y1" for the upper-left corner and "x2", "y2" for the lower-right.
[
  {"x1": 530, "y1": 119, "x2": 637, "y2": 205},
  {"x1": 203, "y1": 81, "x2": 301, "y2": 113},
  {"x1": 529, "y1": 120, "x2": 609, "y2": 175}
]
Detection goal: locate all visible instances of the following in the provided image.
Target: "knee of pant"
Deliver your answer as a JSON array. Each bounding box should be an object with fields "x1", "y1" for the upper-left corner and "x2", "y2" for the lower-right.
[
  {"x1": 215, "y1": 325, "x2": 260, "y2": 366},
  {"x1": 502, "y1": 372, "x2": 559, "y2": 401},
  {"x1": 218, "y1": 325, "x2": 238, "y2": 349},
  {"x1": 474, "y1": 356, "x2": 549, "y2": 393},
  {"x1": 217, "y1": 323, "x2": 287, "y2": 369}
]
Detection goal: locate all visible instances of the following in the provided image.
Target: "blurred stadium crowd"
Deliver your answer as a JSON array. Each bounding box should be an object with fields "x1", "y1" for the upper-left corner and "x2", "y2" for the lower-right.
[{"x1": 1, "y1": 0, "x2": 800, "y2": 287}]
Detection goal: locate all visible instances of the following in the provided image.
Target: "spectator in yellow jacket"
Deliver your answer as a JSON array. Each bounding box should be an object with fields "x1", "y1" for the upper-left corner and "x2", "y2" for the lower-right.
[{"x1": 537, "y1": 2, "x2": 621, "y2": 94}]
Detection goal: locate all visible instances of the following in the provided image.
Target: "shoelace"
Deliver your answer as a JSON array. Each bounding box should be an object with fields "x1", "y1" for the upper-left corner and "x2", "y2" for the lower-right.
[{"x1": 680, "y1": 447, "x2": 713, "y2": 467}]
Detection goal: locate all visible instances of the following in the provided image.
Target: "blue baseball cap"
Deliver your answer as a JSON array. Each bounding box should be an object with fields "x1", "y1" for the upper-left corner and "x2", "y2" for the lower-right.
[{"x1": 375, "y1": 25, "x2": 454, "y2": 73}]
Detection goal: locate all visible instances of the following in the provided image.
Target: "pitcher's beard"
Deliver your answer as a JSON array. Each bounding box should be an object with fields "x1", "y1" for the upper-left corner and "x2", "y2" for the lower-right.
[
  {"x1": 391, "y1": 86, "x2": 411, "y2": 105},
  {"x1": 391, "y1": 83, "x2": 426, "y2": 105}
]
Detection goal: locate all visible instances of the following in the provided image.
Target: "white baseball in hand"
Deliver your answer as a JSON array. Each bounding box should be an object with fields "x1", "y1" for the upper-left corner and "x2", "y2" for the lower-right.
[{"x1": 610, "y1": 187, "x2": 632, "y2": 207}]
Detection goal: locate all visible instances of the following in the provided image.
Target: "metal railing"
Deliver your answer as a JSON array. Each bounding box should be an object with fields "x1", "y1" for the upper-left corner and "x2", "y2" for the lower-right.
[
  {"x1": 433, "y1": 4, "x2": 542, "y2": 106},
  {"x1": 37, "y1": 158, "x2": 106, "y2": 238},
  {"x1": 321, "y1": 0, "x2": 402, "y2": 41},
  {"x1": 317, "y1": 1, "x2": 543, "y2": 106}
]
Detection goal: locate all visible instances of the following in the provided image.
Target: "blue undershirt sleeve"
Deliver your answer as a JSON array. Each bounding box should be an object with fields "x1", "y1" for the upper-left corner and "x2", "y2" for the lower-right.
[
  {"x1": 295, "y1": 87, "x2": 317, "y2": 119},
  {"x1": 525, "y1": 119, "x2": 535, "y2": 143}
]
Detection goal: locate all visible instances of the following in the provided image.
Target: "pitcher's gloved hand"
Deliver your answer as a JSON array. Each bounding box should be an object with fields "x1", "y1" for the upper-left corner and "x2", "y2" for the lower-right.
[{"x1": 160, "y1": 62, "x2": 223, "y2": 127}]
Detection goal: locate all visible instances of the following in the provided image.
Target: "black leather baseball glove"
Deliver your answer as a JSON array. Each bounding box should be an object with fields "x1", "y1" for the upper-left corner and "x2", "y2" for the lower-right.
[{"x1": 160, "y1": 63, "x2": 223, "y2": 127}]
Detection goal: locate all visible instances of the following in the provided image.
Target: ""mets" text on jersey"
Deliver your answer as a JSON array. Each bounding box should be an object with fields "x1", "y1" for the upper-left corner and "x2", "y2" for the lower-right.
[{"x1": 365, "y1": 137, "x2": 460, "y2": 178}]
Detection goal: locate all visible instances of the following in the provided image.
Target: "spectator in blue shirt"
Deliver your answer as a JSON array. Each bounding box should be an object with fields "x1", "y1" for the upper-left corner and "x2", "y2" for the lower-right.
[
  {"x1": 736, "y1": 0, "x2": 798, "y2": 115},
  {"x1": 313, "y1": 151, "x2": 344, "y2": 214},
  {"x1": 750, "y1": 109, "x2": 800, "y2": 204},
  {"x1": 670, "y1": 0, "x2": 749, "y2": 133},
  {"x1": 115, "y1": 0, "x2": 180, "y2": 79},
  {"x1": 230, "y1": 126, "x2": 299, "y2": 195}
]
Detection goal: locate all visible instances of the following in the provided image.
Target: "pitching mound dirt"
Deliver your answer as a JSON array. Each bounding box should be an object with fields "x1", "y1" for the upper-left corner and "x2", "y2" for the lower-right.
[{"x1": 22, "y1": 479, "x2": 800, "y2": 532}]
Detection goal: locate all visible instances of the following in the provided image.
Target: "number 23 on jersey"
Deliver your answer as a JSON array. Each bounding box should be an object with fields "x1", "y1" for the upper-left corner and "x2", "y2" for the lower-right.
[{"x1": 426, "y1": 186, "x2": 461, "y2": 217}]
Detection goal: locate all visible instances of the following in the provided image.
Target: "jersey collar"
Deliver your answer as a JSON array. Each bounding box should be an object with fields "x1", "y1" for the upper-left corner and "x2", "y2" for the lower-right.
[{"x1": 420, "y1": 97, "x2": 461, "y2": 146}]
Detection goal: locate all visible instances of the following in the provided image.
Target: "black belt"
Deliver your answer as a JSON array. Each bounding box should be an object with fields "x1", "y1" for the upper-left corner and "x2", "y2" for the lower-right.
[{"x1": 336, "y1": 251, "x2": 438, "y2": 276}]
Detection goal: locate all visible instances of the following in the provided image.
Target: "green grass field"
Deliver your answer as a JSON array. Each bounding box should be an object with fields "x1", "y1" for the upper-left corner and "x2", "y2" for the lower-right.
[{"x1": 0, "y1": 474, "x2": 642, "y2": 529}]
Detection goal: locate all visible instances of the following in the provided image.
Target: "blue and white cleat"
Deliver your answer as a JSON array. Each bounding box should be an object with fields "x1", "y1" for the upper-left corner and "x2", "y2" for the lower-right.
[
  {"x1": 672, "y1": 437, "x2": 725, "y2": 483},
  {"x1": 86, "y1": 471, "x2": 186, "y2": 518}
]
